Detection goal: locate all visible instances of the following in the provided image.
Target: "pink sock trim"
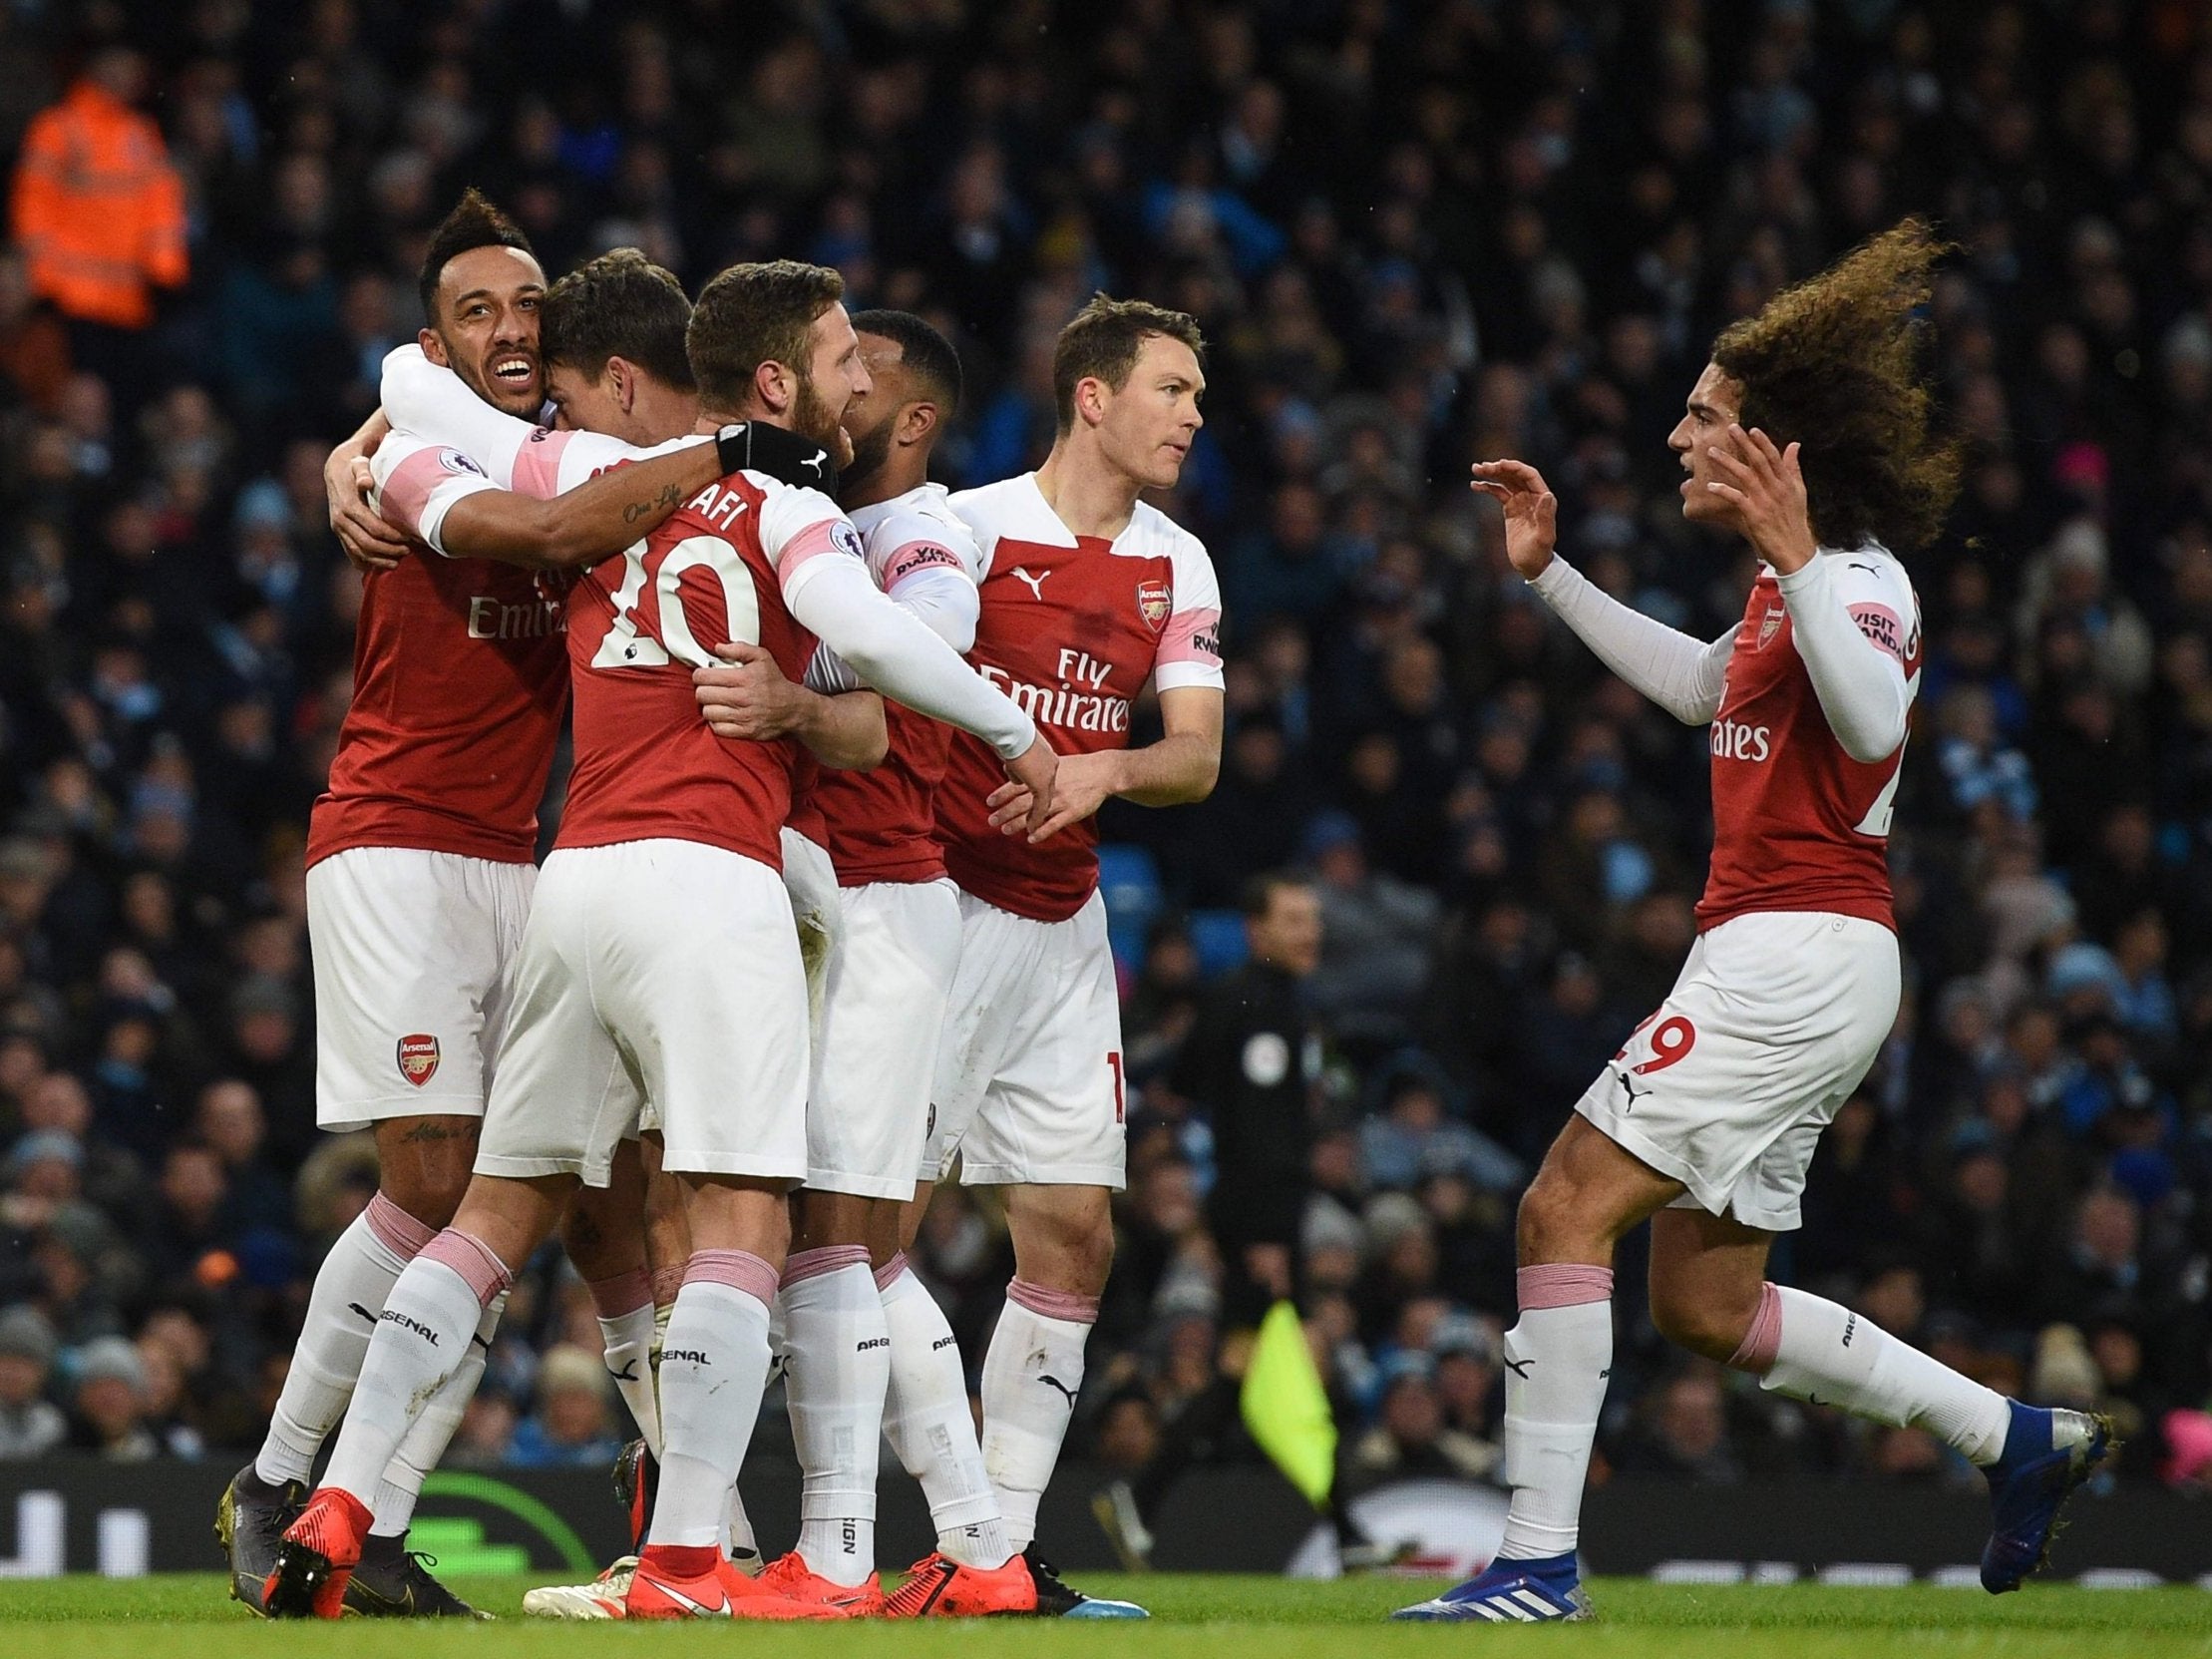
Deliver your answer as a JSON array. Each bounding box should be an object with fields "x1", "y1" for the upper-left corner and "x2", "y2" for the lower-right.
[
  {"x1": 874, "y1": 1252, "x2": 910, "y2": 1293},
  {"x1": 1007, "y1": 1277, "x2": 1100, "y2": 1325},
  {"x1": 420, "y1": 1229, "x2": 514, "y2": 1308},
  {"x1": 683, "y1": 1248, "x2": 779, "y2": 1308},
  {"x1": 781, "y1": 1244, "x2": 871, "y2": 1288},
  {"x1": 587, "y1": 1268, "x2": 653, "y2": 1319},
  {"x1": 1729, "y1": 1280, "x2": 1785, "y2": 1374},
  {"x1": 1517, "y1": 1264, "x2": 1615, "y2": 1310},
  {"x1": 650, "y1": 1264, "x2": 685, "y2": 1309},
  {"x1": 364, "y1": 1191, "x2": 436, "y2": 1260}
]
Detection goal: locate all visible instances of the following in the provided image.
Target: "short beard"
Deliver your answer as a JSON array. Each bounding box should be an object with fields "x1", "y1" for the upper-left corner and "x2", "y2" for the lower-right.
[
  {"x1": 840, "y1": 416, "x2": 895, "y2": 497},
  {"x1": 791, "y1": 373, "x2": 843, "y2": 452}
]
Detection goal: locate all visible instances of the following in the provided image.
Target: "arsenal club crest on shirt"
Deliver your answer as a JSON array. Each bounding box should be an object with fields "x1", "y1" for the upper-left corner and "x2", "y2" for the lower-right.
[
  {"x1": 1756, "y1": 602, "x2": 1787, "y2": 650},
  {"x1": 396, "y1": 1034, "x2": 441, "y2": 1087},
  {"x1": 1136, "y1": 579, "x2": 1172, "y2": 632}
]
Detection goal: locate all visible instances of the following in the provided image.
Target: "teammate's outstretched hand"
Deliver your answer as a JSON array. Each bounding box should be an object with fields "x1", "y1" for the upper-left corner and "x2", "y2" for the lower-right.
[
  {"x1": 693, "y1": 640, "x2": 810, "y2": 740},
  {"x1": 1705, "y1": 424, "x2": 1816, "y2": 575},
  {"x1": 1469, "y1": 460, "x2": 1558, "y2": 580},
  {"x1": 326, "y1": 416, "x2": 408, "y2": 572},
  {"x1": 994, "y1": 734, "x2": 1060, "y2": 841}
]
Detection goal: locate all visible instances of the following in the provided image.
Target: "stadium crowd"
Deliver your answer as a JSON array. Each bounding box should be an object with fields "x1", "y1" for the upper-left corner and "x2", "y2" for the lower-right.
[{"x1": 2, "y1": 0, "x2": 2211, "y2": 1506}]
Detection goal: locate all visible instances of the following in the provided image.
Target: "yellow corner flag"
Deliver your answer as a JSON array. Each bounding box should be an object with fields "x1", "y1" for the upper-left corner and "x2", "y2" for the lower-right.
[{"x1": 1239, "y1": 1299, "x2": 1336, "y2": 1510}]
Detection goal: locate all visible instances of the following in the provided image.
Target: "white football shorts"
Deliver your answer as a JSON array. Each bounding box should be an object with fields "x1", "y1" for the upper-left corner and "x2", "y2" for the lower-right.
[
  {"x1": 306, "y1": 846, "x2": 535, "y2": 1130},
  {"x1": 781, "y1": 826, "x2": 842, "y2": 1025},
  {"x1": 806, "y1": 877, "x2": 962, "y2": 1199},
  {"x1": 928, "y1": 889, "x2": 1126, "y2": 1189},
  {"x1": 1574, "y1": 909, "x2": 1900, "y2": 1232},
  {"x1": 475, "y1": 839, "x2": 809, "y2": 1187}
]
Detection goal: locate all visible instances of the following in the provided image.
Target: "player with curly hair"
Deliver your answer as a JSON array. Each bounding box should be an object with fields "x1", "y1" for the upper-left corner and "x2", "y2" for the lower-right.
[{"x1": 1395, "y1": 221, "x2": 2114, "y2": 1623}]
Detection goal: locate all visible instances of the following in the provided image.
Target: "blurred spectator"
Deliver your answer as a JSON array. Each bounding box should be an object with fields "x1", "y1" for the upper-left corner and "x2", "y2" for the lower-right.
[
  {"x1": 0, "y1": 1306, "x2": 65, "y2": 1457},
  {"x1": 507, "y1": 1344, "x2": 623, "y2": 1468},
  {"x1": 1616, "y1": 1367, "x2": 1745, "y2": 1484},
  {"x1": 67, "y1": 1334, "x2": 156, "y2": 1459},
  {"x1": 1300, "y1": 812, "x2": 1439, "y2": 1038},
  {"x1": 1347, "y1": 1352, "x2": 1495, "y2": 1489}
]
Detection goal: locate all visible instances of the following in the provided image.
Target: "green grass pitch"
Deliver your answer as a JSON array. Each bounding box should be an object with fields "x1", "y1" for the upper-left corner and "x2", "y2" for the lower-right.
[{"x1": 0, "y1": 1573, "x2": 2208, "y2": 1657}]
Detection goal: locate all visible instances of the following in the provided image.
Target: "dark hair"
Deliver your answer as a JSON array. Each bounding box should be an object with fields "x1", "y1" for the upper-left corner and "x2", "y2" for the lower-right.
[
  {"x1": 541, "y1": 248, "x2": 695, "y2": 390},
  {"x1": 1241, "y1": 870, "x2": 1311, "y2": 920},
  {"x1": 1709, "y1": 217, "x2": 1962, "y2": 553},
  {"x1": 686, "y1": 260, "x2": 844, "y2": 411},
  {"x1": 416, "y1": 188, "x2": 536, "y2": 328},
  {"x1": 1052, "y1": 292, "x2": 1205, "y2": 433},
  {"x1": 849, "y1": 308, "x2": 963, "y2": 417}
]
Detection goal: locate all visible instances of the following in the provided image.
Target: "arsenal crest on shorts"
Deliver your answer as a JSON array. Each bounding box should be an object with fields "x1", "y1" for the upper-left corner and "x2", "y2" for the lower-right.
[
  {"x1": 1136, "y1": 579, "x2": 1172, "y2": 631},
  {"x1": 1756, "y1": 602, "x2": 1787, "y2": 650},
  {"x1": 396, "y1": 1033, "x2": 441, "y2": 1087}
]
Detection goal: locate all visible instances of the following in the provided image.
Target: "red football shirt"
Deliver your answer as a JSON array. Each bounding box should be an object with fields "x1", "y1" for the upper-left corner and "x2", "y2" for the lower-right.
[
  {"x1": 1697, "y1": 552, "x2": 1923, "y2": 933},
  {"x1": 556, "y1": 471, "x2": 854, "y2": 868},
  {"x1": 934, "y1": 474, "x2": 1223, "y2": 923},
  {"x1": 307, "y1": 435, "x2": 568, "y2": 868}
]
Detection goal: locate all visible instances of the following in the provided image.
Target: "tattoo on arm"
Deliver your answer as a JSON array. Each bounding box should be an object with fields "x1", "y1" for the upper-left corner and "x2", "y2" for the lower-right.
[{"x1": 621, "y1": 482, "x2": 687, "y2": 524}]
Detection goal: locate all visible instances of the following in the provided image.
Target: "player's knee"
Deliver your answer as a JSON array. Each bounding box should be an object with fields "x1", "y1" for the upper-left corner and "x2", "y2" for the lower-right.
[
  {"x1": 1650, "y1": 1286, "x2": 1750, "y2": 1363},
  {"x1": 379, "y1": 1161, "x2": 472, "y2": 1231},
  {"x1": 1009, "y1": 1189, "x2": 1114, "y2": 1296},
  {"x1": 1514, "y1": 1173, "x2": 1584, "y2": 1263}
]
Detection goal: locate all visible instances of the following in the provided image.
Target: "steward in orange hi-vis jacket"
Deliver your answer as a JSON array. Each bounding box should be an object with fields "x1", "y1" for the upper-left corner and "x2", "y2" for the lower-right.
[{"x1": 9, "y1": 50, "x2": 186, "y2": 330}]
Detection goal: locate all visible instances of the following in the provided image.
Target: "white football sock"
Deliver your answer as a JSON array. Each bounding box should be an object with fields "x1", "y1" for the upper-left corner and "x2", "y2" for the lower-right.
[
  {"x1": 320, "y1": 1230, "x2": 511, "y2": 1505},
  {"x1": 783, "y1": 1247, "x2": 890, "y2": 1585},
  {"x1": 879, "y1": 1255, "x2": 1009, "y2": 1567},
  {"x1": 255, "y1": 1195, "x2": 428, "y2": 1486},
  {"x1": 1756, "y1": 1284, "x2": 2011, "y2": 1464},
  {"x1": 651, "y1": 1255, "x2": 775, "y2": 1549},
  {"x1": 371, "y1": 1290, "x2": 506, "y2": 1536},
  {"x1": 725, "y1": 1486, "x2": 760, "y2": 1566},
  {"x1": 1496, "y1": 1266, "x2": 1615, "y2": 1561},
  {"x1": 590, "y1": 1270, "x2": 662, "y2": 1457},
  {"x1": 979, "y1": 1280, "x2": 1096, "y2": 1554}
]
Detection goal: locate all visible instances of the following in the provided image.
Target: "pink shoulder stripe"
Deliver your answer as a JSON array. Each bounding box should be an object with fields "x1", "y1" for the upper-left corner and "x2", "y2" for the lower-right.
[
  {"x1": 510, "y1": 428, "x2": 575, "y2": 501},
  {"x1": 772, "y1": 515, "x2": 846, "y2": 588},
  {"x1": 376, "y1": 447, "x2": 446, "y2": 541},
  {"x1": 1157, "y1": 604, "x2": 1223, "y2": 667}
]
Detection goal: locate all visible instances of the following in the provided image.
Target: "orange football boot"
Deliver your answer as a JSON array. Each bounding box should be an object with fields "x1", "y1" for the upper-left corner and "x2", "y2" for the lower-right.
[
  {"x1": 756, "y1": 1550, "x2": 887, "y2": 1616},
  {"x1": 882, "y1": 1549, "x2": 1045, "y2": 1617},
  {"x1": 624, "y1": 1546, "x2": 846, "y2": 1620},
  {"x1": 260, "y1": 1487, "x2": 372, "y2": 1619}
]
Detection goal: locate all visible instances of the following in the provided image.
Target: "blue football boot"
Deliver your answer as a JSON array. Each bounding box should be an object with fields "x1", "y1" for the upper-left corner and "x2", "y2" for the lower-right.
[
  {"x1": 1392, "y1": 1551, "x2": 1591, "y2": 1621},
  {"x1": 1981, "y1": 1402, "x2": 2115, "y2": 1593}
]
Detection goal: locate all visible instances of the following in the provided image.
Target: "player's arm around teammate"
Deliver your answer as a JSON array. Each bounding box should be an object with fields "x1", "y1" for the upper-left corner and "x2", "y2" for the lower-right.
[{"x1": 689, "y1": 639, "x2": 888, "y2": 769}]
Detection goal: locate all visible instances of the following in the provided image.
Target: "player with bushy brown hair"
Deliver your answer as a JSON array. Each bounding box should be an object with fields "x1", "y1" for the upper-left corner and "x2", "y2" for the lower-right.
[{"x1": 1397, "y1": 222, "x2": 2110, "y2": 1623}]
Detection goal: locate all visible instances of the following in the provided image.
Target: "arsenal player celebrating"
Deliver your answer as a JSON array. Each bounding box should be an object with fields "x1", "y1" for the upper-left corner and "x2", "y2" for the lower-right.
[
  {"x1": 1396, "y1": 222, "x2": 2113, "y2": 1625},
  {"x1": 219, "y1": 195, "x2": 748, "y2": 1618},
  {"x1": 260, "y1": 262, "x2": 1055, "y2": 1622},
  {"x1": 700, "y1": 311, "x2": 1063, "y2": 1615},
  {"x1": 920, "y1": 295, "x2": 1225, "y2": 1614}
]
